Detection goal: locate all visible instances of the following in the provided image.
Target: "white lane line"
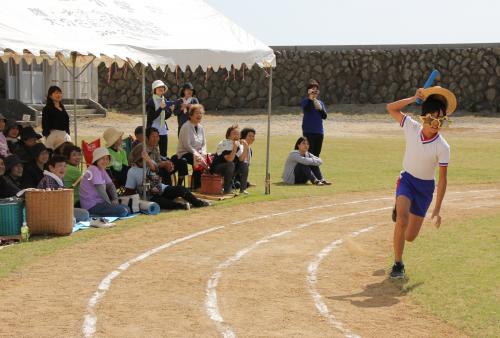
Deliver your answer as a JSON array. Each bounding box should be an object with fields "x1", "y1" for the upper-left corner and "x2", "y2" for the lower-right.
[
  {"x1": 82, "y1": 189, "x2": 500, "y2": 337},
  {"x1": 205, "y1": 206, "x2": 392, "y2": 338},
  {"x1": 82, "y1": 196, "x2": 391, "y2": 337},
  {"x1": 83, "y1": 226, "x2": 223, "y2": 338},
  {"x1": 306, "y1": 225, "x2": 377, "y2": 338}
]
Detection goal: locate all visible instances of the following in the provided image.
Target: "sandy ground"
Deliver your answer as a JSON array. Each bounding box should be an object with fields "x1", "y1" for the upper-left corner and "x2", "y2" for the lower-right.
[
  {"x1": 0, "y1": 185, "x2": 499, "y2": 337},
  {"x1": 75, "y1": 107, "x2": 500, "y2": 140}
]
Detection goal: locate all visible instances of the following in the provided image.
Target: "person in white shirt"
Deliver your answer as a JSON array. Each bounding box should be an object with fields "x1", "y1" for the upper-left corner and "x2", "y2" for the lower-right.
[{"x1": 386, "y1": 86, "x2": 457, "y2": 279}]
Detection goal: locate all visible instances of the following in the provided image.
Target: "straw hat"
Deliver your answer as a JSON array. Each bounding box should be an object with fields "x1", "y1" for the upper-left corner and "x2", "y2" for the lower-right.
[
  {"x1": 152, "y1": 80, "x2": 167, "y2": 92},
  {"x1": 45, "y1": 130, "x2": 70, "y2": 149},
  {"x1": 92, "y1": 147, "x2": 110, "y2": 164},
  {"x1": 103, "y1": 127, "x2": 124, "y2": 147},
  {"x1": 422, "y1": 86, "x2": 457, "y2": 115}
]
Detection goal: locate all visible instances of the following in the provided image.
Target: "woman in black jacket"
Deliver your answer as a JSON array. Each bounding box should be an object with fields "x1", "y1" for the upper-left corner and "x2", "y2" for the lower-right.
[
  {"x1": 42, "y1": 86, "x2": 70, "y2": 149},
  {"x1": 21, "y1": 143, "x2": 49, "y2": 188}
]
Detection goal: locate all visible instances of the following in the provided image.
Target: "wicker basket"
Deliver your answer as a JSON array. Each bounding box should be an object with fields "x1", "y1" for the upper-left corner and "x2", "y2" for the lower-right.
[
  {"x1": 0, "y1": 198, "x2": 24, "y2": 236},
  {"x1": 200, "y1": 174, "x2": 223, "y2": 195},
  {"x1": 25, "y1": 189, "x2": 74, "y2": 236}
]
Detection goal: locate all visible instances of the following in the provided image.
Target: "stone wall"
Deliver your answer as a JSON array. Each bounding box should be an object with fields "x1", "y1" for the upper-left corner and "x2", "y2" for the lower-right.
[{"x1": 98, "y1": 44, "x2": 500, "y2": 113}]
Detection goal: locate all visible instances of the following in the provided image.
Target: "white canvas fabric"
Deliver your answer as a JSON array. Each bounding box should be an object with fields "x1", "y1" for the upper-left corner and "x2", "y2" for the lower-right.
[{"x1": 0, "y1": 0, "x2": 275, "y2": 70}]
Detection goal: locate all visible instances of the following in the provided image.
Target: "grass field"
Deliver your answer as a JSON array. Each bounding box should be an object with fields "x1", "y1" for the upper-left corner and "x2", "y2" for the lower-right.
[
  {"x1": 1, "y1": 131, "x2": 499, "y2": 335},
  {"x1": 406, "y1": 213, "x2": 500, "y2": 338}
]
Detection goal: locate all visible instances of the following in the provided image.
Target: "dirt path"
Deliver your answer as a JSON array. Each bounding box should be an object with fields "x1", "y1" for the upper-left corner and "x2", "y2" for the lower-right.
[{"x1": 0, "y1": 185, "x2": 499, "y2": 337}]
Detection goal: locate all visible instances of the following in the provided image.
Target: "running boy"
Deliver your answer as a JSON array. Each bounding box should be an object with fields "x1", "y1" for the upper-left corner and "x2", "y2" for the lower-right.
[{"x1": 386, "y1": 86, "x2": 456, "y2": 279}]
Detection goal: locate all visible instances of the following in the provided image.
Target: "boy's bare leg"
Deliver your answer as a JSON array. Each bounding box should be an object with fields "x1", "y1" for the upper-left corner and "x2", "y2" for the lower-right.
[
  {"x1": 405, "y1": 213, "x2": 425, "y2": 242},
  {"x1": 394, "y1": 195, "x2": 411, "y2": 262}
]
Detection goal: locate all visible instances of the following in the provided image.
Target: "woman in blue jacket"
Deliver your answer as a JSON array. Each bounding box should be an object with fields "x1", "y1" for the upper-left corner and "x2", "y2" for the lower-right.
[{"x1": 301, "y1": 79, "x2": 327, "y2": 157}]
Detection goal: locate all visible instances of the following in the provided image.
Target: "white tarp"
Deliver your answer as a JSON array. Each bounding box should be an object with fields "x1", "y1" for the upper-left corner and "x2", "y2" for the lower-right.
[{"x1": 0, "y1": 0, "x2": 275, "y2": 70}]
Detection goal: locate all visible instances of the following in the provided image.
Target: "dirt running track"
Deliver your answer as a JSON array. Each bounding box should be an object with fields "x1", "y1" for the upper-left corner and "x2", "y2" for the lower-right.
[{"x1": 1, "y1": 185, "x2": 499, "y2": 338}]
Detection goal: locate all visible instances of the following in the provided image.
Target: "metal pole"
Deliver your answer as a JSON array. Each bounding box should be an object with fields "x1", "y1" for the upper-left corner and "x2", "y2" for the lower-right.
[
  {"x1": 141, "y1": 65, "x2": 148, "y2": 200},
  {"x1": 265, "y1": 67, "x2": 273, "y2": 195},
  {"x1": 72, "y1": 52, "x2": 78, "y2": 143}
]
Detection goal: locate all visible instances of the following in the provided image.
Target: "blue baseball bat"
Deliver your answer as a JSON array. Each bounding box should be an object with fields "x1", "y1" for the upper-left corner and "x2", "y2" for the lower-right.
[{"x1": 416, "y1": 69, "x2": 440, "y2": 105}]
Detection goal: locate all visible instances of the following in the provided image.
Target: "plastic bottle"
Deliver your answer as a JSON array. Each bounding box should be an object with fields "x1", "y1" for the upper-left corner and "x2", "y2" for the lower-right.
[{"x1": 20, "y1": 222, "x2": 30, "y2": 242}]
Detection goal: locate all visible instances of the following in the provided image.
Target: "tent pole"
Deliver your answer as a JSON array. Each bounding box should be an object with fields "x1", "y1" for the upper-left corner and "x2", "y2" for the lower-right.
[
  {"x1": 71, "y1": 52, "x2": 78, "y2": 144},
  {"x1": 265, "y1": 67, "x2": 273, "y2": 195},
  {"x1": 141, "y1": 65, "x2": 148, "y2": 200}
]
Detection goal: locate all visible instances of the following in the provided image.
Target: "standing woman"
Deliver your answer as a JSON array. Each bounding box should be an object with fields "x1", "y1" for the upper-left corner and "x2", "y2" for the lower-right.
[
  {"x1": 42, "y1": 86, "x2": 71, "y2": 149},
  {"x1": 174, "y1": 82, "x2": 199, "y2": 136},
  {"x1": 301, "y1": 79, "x2": 327, "y2": 157},
  {"x1": 147, "y1": 80, "x2": 173, "y2": 158}
]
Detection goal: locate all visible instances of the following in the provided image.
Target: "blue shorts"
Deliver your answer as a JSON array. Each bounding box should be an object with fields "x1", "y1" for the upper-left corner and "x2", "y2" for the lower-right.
[{"x1": 396, "y1": 172, "x2": 435, "y2": 217}]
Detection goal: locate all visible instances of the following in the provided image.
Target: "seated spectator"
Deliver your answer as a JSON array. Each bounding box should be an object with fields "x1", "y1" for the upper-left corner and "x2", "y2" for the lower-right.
[
  {"x1": 0, "y1": 155, "x2": 23, "y2": 198},
  {"x1": 139, "y1": 127, "x2": 188, "y2": 186},
  {"x1": 131, "y1": 126, "x2": 144, "y2": 149},
  {"x1": 4, "y1": 122, "x2": 22, "y2": 154},
  {"x1": 37, "y1": 155, "x2": 90, "y2": 223},
  {"x1": 0, "y1": 114, "x2": 10, "y2": 157},
  {"x1": 234, "y1": 127, "x2": 255, "y2": 194},
  {"x1": 174, "y1": 82, "x2": 199, "y2": 135},
  {"x1": 210, "y1": 125, "x2": 239, "y2": 194},
  {"x1": 282, "y1": 136, "x2": 331, "y2": 186},
  {"x1": 176, "y1": 104, "x2": 207, "y2": 189},
  {"x1": 125, "y1": 145, "x2": 210, "y2": 210},
  {"x1": 21, "y1": 143, "x2": 49, "y2": 188},
  {"x1": 79, "y1": 147, "x2": 130, "y2": 217},
  {"x1": 14, "y1": 126, "x2": 43, "y2": 164},
  {"x1": 63, "y1": 144, "x2": 83, "y2": 206},
  {"x1": 103, "y1": 127, "x2": 129, "y2": 187}
]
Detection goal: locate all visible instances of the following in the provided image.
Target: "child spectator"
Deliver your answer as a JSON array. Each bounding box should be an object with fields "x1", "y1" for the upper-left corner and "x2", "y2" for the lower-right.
[{"x1": 211, "y1": 125, "x2": 239, "y2": 194}]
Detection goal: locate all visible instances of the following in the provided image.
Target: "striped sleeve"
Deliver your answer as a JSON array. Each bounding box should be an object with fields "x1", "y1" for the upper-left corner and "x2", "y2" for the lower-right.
[
  {"x1": 400, "y1": 113, "x2": 408, "y2": 127},
  {"x1": 438, "y1": 141, "x2": 451, "y2": 167}
]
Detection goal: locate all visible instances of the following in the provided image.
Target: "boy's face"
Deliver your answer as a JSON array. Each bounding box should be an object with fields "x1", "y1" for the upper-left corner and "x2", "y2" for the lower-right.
[
  {"x1": 147, "y1": 131, "x2": 160, "y2": 147},
  {"x1": 50, "y1": 161, "x2": 67, "y2": 178},
  {"x1": 420, "y1": 110, "x2": 448, "y2": 134}
]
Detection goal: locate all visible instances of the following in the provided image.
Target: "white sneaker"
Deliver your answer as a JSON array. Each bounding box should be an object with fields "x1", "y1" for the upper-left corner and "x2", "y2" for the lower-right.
[{"x1": 240, "y1": 190, "x2": 249, "y2": 195}]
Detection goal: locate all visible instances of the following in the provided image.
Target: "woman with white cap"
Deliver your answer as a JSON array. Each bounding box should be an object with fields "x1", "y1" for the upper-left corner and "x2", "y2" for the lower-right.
[
  {"x1": 147, "y1": 80, "x2": 173, "y2": 157},
  {"x1": 79, "y1": 147, "x2": 130, "y2": 217},
  {"x1": 103, "y1": 127, "x2": 129, "y2": 187}
]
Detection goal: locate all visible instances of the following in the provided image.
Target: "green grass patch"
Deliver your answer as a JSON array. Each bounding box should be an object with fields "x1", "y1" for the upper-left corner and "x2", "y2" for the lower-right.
[
  {"x1": 405, "y1": 213, "x2": 500, "y2": 338},
  {"x1": 1, "y1": 134, "x2": 500, "y2": 279}
]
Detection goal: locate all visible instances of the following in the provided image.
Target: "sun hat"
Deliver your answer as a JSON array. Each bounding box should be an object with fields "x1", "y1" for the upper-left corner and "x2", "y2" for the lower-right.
[
  {"x1": 45, "y1": 130, "x2": 70, "y2": 149},
  {"x1": 92, "y1": 147, "x2": 110, "y2": 164},
  {"x1": 4, "y1": 155, "x2": 22, "y2": 172},
  {"x1": 152, "y1": 80, "x2": 167, "y2": 92},
  {"x1": 20, "y1": 126, "x2": 42, "y2": 141},
  {"x1": 103, "y1": 127, "x2": 124, "y2": 147},
  {"x1": 422, "y1": 86, "x2": 457, "y2": 115}
]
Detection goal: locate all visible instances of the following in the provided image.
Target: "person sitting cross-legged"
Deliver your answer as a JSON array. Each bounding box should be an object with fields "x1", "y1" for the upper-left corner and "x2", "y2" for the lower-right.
[
  {"x1": 79, "y1": 147, "x2": 130, "y2": 217},
  {"x1": 37, "y1": 155, "x2": 90, "y2": 223},
  {"x1": 124, "y1": 144, "x2": 210, "y2": 210}
]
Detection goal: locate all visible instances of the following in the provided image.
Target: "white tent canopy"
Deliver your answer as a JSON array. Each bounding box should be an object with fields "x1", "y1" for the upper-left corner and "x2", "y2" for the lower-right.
[{"x1": 0, "y1": 0, "x2": 275, "y2": 70}]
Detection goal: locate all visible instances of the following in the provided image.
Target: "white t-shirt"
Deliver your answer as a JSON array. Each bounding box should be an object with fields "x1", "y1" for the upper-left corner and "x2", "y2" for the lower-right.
[{"x1": 400, "y1": 114, "x2": 450, "y2": 180}]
